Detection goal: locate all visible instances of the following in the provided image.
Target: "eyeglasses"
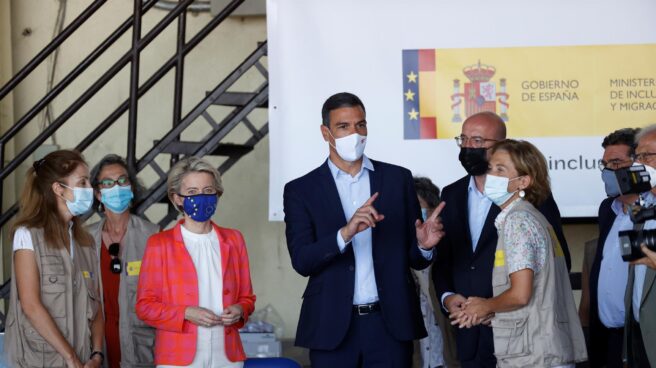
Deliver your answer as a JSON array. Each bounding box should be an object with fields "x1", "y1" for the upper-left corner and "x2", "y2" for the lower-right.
[
  {"x1": 108, "y1": 242, "x2": 122, "y2": 274},
  {"x1": 455, "y1": 135, "x2": 498, "y2": 148},
  {"x1": 599, "y1": 158, "x2": 633, "y2": 171},
  {"x1": 179, "y1": 189, "x2": 218, "y2": 196},
  {"x1": 99, "y1": 176, "x2": 130, "y2": 188},
  {"x1": 633, "y1": 152, "x2": 656, "y2": 163}
]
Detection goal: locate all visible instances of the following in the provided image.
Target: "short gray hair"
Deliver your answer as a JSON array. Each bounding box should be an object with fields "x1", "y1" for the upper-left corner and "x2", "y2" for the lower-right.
[
  {"x1": 636, "y1": 123, "x2": 656, "y2": 144},
  {"x1": 167, "y1": 157, "x2": 223, "y2": 205}
]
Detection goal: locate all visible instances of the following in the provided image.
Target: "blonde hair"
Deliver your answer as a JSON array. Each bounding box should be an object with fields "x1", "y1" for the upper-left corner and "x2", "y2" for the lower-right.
[
  {"x1": 489, "y1": 139, "x2": 550, "y2": 207},
  {"x1": 12, "y1": 150, "x2": 94, "y2": 249},
  {"x1": 167, "y1": 157, "x2": 223, "y2": 206}
]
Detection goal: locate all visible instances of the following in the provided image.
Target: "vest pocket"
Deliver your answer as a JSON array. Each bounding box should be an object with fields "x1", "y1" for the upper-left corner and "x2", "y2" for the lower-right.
[
  {"x1": 22, "y1": 317, "x2": 68, "y2": 367},
  {"x1": 41, "y1": 283, "x2": 66, "y2": 318},
  {"x1": 130, "y1": 325, "x2": 156, "y2": 365},
  {"x1": 491, "y1": 317, "x2": 530, "y2": 359},
  {"x1": 41, "y1": 255, "x2": 65, "y2": 276}
]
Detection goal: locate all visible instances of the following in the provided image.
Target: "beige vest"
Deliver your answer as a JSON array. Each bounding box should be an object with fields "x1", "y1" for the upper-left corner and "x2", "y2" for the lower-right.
[
  {"x1": 87, "y1": 214, "x2": 159, "y2": 367},
  {"x1": 491, "y1": 200, "x2": 587, "y2": 367},
  {"x1": 5, "y1": 227, "x2": 100, "y2": 367}
]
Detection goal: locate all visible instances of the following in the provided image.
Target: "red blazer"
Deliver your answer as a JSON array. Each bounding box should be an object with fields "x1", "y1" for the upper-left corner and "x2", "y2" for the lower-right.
[{"x1": 136, "y1": 221, "x2": 256, "y2": 365}]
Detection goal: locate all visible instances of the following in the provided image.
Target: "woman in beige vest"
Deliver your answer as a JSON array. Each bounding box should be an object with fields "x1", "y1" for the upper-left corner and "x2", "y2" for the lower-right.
[
  {"x1": 450, "y1": 140, "x2": 587, "y2": 367},
  {"x1": 87, "y1": 154, "x2": 159, "y2": 368},
  {"x1": 5, "y1": 149, "x2": 105, "y2": 368}
]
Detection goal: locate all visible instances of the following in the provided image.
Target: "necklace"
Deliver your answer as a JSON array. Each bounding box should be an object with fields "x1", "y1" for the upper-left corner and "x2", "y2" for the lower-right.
[{"x1": 103, "y1": 221, "x2": 126, "y2": 247}]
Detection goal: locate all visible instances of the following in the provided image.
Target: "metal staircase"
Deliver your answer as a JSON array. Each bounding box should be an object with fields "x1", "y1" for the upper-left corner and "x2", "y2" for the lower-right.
[{"x1": 0, "y1": 0, "x2": 269, "y2": 229}]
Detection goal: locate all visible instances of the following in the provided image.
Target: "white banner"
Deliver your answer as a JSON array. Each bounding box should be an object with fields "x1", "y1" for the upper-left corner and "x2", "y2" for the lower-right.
[{"x1": 267, "y1": 0, "x2": 656, "y2": 220}]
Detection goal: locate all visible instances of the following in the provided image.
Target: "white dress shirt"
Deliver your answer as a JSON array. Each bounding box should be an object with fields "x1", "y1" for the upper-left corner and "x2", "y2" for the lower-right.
[
  {"x1": 441, "y1": 176, "x2": 493, "y2": 308},
  {"x1": 597, "y1": 199, "x2": 631, "y2": 328},
  {"x1": 468, "y1": 176, "x2": 493, "y2": 252},
  {"x1": 329, "y1": 156, "x2": 432, "y2": 305}
]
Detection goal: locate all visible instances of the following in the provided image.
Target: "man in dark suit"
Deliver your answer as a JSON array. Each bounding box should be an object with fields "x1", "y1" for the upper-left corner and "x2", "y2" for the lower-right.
[
  {"x1": 588, "y1": 128, "x2": 639, "y2": 368},
  {"x1": 284, "y1": 92, "x2": 445, "y2": 367},
  {"x1": 431, "y1": 111, "x2": 570, "y2": 368}
]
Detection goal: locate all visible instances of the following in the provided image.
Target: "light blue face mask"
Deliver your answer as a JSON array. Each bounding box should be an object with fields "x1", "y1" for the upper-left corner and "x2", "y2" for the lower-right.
[
  {"x1": 421, "y1": 208, "x2": 429, "y2": 221},
  {"x1": 101, "y1": 185, "x2": 134, "y2": 214},
  {"x1": 483, "y1": 174, "x2": 521, "y2": 207},
  {"x1": 60, "y1": 183, "x2": 94, "y2": 216}
]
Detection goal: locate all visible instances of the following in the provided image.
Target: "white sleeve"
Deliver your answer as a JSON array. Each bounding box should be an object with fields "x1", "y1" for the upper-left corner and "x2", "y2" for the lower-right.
[{"x1": 13, "y1": 227, "x2": 35, "y2": 252}]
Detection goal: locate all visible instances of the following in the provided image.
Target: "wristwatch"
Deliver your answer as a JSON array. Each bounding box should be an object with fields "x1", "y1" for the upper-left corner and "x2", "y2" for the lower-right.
[{"x1": 90, "y1": 350, "x2": 104, "y2": 364}]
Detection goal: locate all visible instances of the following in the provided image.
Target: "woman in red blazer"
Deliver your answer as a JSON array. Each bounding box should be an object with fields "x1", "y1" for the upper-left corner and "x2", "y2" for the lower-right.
[{"x1": 136, "y1": 157, "x2": 256, "y2": 367}]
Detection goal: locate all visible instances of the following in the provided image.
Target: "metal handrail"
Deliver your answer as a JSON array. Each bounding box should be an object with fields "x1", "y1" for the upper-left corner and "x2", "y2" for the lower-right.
[
  {"x1": 0, "y1": 0, "x2": 244, "y2": 226},
  {"x1": 137, "y1": 41, "x2": 267, "y2": 172},
  {"x1": 0, "y1": 0, "x2": 107, "y2": 100},
  {"x1": 134, "y1": 85, "x2": 269, "y2": 219},
  {"x1": 0, "y1": 0, "x2": 195, "y2": 182},
  {"x1": 0, "y1": 0, "x2": 158, "y2": 153},
  {"x1": 75, "y1": 0, "x2": 246, "y2": 153}
]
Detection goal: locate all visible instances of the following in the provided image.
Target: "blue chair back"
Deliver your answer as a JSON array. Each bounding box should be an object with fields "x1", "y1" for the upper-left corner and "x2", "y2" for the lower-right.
[{"x1": 244, "y1": 357, "x2": 302, "y2": 368}]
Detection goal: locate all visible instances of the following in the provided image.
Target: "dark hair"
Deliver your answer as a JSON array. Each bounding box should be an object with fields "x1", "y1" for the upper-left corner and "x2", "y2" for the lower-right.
[
  {"x1": 13, "y1": 150, "x2": 93, "y2": 249},
  {"x1": 414, "y1": 176, "x2": 441, "y2": 209},
  {"x1": 602, "y1": 128, "x2": 641, "y2": 155},
  {"x1": 489, "y1": 139, "x2": 550, "y2": 207},
  {"x1": 321, "y1": 92, "x2": 366, "y2": 127},
  {"x1": 90, "y1": 154, "x2": 145, "y2": 213}
]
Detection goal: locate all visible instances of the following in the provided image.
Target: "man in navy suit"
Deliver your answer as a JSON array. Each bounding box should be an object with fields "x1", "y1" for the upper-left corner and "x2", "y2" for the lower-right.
[
  {"x1": 588, "y1": 128, "x2": 639, "y2": 368},
  {"x1": 284, "y1": 92, "x2": 445, "y2": 367},
  {"x1": 431, "y1": 111, "x2": 570, "y2": 368}
]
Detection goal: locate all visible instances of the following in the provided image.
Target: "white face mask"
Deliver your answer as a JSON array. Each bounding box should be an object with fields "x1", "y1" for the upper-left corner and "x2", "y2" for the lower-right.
[
  {"x1": 633, "y1": 162, "x2": 656, "y2": 188},
  {"x1": 484, "y1": 174, "x2": 521, "y2": 207},
  {"x1": 329, "y1": 132, "x2": 367, "y2": 162}
]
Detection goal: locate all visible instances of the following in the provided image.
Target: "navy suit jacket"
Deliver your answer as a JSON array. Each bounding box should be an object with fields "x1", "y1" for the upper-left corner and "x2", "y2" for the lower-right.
[
  {"x1": 431, "y1": 175, "x2": 570, "y2": 362},
  {"x1": 283, "y1": 159, "x2": 429, "y2": 350},
  {"x1": 588, "y1": 197, "x2": 617, "y2": 364}
]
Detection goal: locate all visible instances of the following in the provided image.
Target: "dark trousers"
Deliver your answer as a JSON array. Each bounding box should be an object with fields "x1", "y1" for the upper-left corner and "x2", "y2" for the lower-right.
[
  {"x1": 588, "y1": 323, "x2": 624, "y2": 368},
  {"x1": 456, "y1": 325, "x2": 496, "y2": 368},
  {"x1": 309, "y1": 310, "x2": 412, "y2": 368},
  {"x1": 630, "y1": 319, "x2": 651, "y2": 368}
]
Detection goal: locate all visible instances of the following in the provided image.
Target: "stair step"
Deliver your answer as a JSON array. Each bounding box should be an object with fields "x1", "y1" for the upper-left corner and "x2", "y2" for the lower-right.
[
  {"x1": 207, "y1": 91, "x2": 268, "y2": 108},
  {"x1": 153, "y1": 141, "x2": 254, "y2": 156}
]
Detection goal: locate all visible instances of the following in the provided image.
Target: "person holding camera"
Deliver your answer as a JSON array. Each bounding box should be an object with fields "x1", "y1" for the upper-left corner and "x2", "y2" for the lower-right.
[
  {"x1": 624, "y1": 125, "x2": 656, "y2": 367},
  {"x1": 588, "y1": 128, "x2": 640, "y2": 368}
]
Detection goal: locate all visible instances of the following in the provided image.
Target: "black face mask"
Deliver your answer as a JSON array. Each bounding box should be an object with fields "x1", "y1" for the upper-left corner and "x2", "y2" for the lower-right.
[{"x1": 458, "y1": 147, "x2": 488, "y2": 176}]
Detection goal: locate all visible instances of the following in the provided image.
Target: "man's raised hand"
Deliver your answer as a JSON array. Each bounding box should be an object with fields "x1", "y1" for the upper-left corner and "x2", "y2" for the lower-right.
[
  {"x1": 416, "y1": 201, "x2": 446, "y2": 250},
  {"x1": 340, "y1": 192, "x2": 385, "y2": 243}
]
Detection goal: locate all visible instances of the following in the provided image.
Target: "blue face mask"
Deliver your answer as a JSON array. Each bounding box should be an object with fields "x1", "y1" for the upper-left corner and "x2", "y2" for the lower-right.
[
  {"x1": 601, "y1": 168, "x2": 621, "y2": 197},
  {"x1": 101, "y1": 185, "x2": 134, "y2": 214},
  {"x1": 484, "y1": 174, "x2": 520, "y2": 207},
  {"x1": 421, "y1": 208, "x2": 429, "y2": 221},
  {"x1": 179, "y1": 193, "x2": 218, "y2": 222},
  {"x1": 60, "y1": 183, "x2": 94, "y2": 216}
]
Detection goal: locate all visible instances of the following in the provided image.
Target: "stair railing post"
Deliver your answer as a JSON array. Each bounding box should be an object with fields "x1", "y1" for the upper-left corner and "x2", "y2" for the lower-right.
[{"x1": 127, "y1": 0, "x2": 143, "y2": 174}]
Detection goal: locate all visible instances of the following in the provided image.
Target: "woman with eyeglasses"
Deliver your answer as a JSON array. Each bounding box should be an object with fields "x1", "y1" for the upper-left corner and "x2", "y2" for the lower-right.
[
  {"x1": 136, "y1": 157, "x2": 256, "y2": 367},
  {"x1": 5, "y1": 150, "x2": 104, "y2": 368},
  {"x1": 87, "y1": 154, "x2": 159, "y2": 368}
]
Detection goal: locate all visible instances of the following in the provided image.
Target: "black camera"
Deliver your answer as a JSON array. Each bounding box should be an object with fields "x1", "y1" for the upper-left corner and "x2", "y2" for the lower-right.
[
  {"x1": 610, "y1": 165, "x2": 652, "y2": 195},
  {"x1": 619, "y1": 228, "x2": 656, "y2": 261},
  {"x1": 610, "y1": 164, "x2": 656, "y2": 261}
]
